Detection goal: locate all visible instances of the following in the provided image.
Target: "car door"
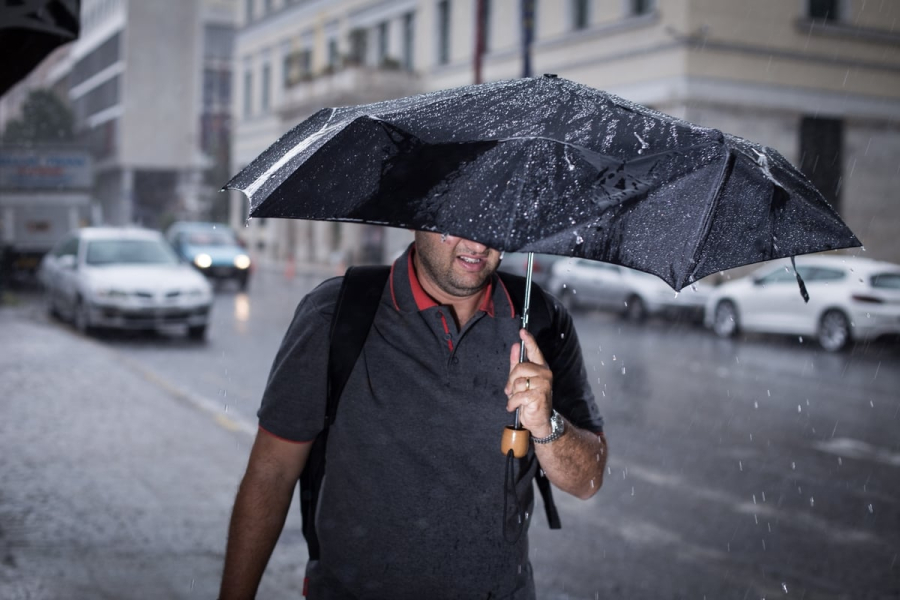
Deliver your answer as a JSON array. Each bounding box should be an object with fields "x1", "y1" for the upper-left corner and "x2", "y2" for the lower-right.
[
  {"x1": 739, "y1": 264, "x2": 816, "y2": 333},
  {"x1": 570, "y1": 260, "x2": 622, "y2": 310}
]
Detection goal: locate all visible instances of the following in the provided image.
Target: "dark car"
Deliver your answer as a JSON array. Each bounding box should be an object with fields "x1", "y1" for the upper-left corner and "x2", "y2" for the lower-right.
[{"x1": 166, "y1": 222, "x2": 252, "y2": 290}]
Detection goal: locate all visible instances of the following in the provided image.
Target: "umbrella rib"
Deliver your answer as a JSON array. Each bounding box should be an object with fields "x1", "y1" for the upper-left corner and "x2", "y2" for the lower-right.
[
  {"x1": 243, "y1": 109, "x2": 340, "y2": 199},
  {"x1": 684, "y1": 150, "x2": 735, "y2": 287}
]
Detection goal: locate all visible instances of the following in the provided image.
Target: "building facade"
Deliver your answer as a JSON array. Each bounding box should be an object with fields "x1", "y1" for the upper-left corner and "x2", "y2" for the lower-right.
[
  {"x1": 231, "y1": 0, "x2": 900, "y2": 268},
  {"x1": 1, "y1": 0, "x2": 239, "y2": 229}
]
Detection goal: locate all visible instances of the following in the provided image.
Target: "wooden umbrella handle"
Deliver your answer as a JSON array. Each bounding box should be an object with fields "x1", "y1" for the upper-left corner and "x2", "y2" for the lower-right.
[{"x1": 501, "y1": 425, "x2": 529, "y2": 458}]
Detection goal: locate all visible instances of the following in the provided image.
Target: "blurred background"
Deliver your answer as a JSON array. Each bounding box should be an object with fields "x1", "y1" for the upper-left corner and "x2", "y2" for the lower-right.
[{"x1": 1, "y1": 1, "x2": 899, "y2": 599}]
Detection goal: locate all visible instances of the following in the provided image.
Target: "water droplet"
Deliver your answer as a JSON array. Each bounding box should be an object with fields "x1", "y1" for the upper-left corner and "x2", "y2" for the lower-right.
[
  {"x1": 791, "y1": 461, "x2": 796, "y2": 469},
  {"x1": 754, "y1": 401, "x2": 759, "y2": 409},
  {"x1": 499, "y1": 251, "x2": 505, "y2": 260},
  {"x1": 575, "y1": 234, "x2": 584, "y2": 244},
  {"x1": 797, "y1": 404, "x2": 801, "y2": 413},
  {"x1": 738, "y1": 461, "x2": 743, "y2": 471},
  {"x1": 868, "y1": 504, "x2": 874, "y2": 513},
  {"x1": 798, "y1": 336, "x2": 804, "y2": 343},
  {"x1": 621, "y1": 367, "x2": 626, "y2": 375},
  {"x1": 560, "y1": 332, "x2": 565, "y2": 339},
  {"x1": 809, "y1": 497, "x2": 815, "y2": 507},
  {"x1": 762, "y1": 492, "x2": 766, "y2": 502},
  {"x1": 838, "y1": 457, "x2": 842, "y2": 465},
  {"x1": 782, "y1": 582, "x2": 788, "y2": 593},
  {"x1": 767, "y1": 390, "x2": 771, "y2": 397},
  {"x1": 440, "y1": 233, "x2": 448, "y2": 242}
]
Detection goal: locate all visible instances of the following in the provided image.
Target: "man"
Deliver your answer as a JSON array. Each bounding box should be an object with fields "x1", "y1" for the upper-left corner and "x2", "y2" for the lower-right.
[{"x1": 219, "y1": 232, "x2": 607, "y2": 599}]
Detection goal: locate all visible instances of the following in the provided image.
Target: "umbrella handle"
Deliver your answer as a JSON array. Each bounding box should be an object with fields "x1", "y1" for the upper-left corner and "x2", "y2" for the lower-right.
[
  {"x1": 502, "y1": 253, "x2": 534, "y2": 457},
  {"x1": 501, "y1": 425, "x2": 530, "y2": 458}
]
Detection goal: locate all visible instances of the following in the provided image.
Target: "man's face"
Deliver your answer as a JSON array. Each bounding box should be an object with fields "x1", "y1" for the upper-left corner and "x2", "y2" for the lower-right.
[{"x1": 413, "y1": 232, "x2": 502, "y2": 298}]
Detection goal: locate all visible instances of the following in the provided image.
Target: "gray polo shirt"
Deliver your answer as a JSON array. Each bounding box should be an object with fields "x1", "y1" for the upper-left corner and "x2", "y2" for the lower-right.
[{"x1": 258, "y1": 245, "x2": 603, "y2": 599}]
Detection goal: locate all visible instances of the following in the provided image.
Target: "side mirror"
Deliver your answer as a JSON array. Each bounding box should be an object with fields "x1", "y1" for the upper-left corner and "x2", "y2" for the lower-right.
[{"x1": 59, "y1": 254, "x2": 77, "y2": 270}]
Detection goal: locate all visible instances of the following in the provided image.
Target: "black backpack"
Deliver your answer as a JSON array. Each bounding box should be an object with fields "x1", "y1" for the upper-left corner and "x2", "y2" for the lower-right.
[{"x1": 299, "y1": 266, "x2": 562, "y2": 561}]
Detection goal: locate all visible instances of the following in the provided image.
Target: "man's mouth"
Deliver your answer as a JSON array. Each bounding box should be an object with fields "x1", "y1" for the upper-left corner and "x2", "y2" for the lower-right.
[{"x1": 457, "y1": 255, "x2": 486, "y2": 271}]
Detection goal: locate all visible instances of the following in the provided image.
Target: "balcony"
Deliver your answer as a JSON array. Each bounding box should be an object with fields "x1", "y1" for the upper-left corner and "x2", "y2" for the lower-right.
[{"x1": 277, "y1": 64, "x2": 422, "y2": 122}]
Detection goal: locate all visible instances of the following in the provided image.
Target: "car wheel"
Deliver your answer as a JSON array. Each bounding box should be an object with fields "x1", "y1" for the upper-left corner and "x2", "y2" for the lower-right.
[
  {"x1": 818, "y1": 310, "x2": 851, "y2": 352},
  {"x1": 74, "y1": 298, "x2": 95, "y2": 335},
  {"x1": 238, "y1": 274, "x2": 249, "y2": 292},
  {"x1": 623, "y1": 295, "x2": 647, "y2": 322},
  {"x1": 45, "y1": 290, "x2": 60, "y2": 319},
  {"x1": 712, "y1": 300, "x2": 739, "y2": 338},
  {"x1": 188, "y1": 325, "x2": 207, "y2": 341}
]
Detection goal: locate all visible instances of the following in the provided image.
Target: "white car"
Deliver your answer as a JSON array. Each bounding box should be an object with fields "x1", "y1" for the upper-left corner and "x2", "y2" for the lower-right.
[
  {"x1": 546, "y1": 258, "x2": 712, "y2": 321},
  {"x1": 704, "y1": 255, "x2": 900, "y2": 352},
  {"x1": 38, "y1": 227, "x2": 214, "y2": 339}
]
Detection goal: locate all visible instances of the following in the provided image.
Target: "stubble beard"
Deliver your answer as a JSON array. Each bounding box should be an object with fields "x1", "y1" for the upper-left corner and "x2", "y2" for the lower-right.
[{"x1": 415, "y1": 245, "x2": 495, "y2": 298}]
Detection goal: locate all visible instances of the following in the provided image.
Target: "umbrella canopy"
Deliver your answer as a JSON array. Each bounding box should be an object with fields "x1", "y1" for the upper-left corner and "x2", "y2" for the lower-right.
[
  {"x1": 225, "y1": 75, "x2": 860, "y2": 291},
  {"x1": 0, "y1": 0, "x2": 80, "y2": 97}
]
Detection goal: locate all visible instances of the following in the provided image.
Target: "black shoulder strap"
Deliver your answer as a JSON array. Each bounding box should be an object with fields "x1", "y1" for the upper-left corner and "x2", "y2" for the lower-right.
[
  {"x1": 300, "y1": 265, "x2": 391, "y2": 561},
  {"x1": 326, "y1": 266, "x2": 392, "y2": 425},
  {"x1": 496, "y1": 271, "x2": 562, "y2": 530}
]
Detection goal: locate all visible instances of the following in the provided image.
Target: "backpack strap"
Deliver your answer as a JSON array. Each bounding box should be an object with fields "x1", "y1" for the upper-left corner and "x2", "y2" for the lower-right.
[
  {"x1": 497, "y1": 271, "x2": 562, "y2": 530},
  {"x1": 300, "y1": 265, "x2": 391, "y2": 561}
]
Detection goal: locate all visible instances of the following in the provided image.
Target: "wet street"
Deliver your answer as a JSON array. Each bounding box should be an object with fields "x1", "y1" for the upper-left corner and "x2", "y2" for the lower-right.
[{"x1": 2, "y1": 266, "x2": 899, "y2": 599}]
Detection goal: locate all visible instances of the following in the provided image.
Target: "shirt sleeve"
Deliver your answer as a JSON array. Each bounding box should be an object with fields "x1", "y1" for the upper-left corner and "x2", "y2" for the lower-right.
[
  {"x1": 544, "y1": 297, "x2": 605, "y2": 434},
  {"x1": 257, "y1": 277, "x2": 342, "y2": 442}
]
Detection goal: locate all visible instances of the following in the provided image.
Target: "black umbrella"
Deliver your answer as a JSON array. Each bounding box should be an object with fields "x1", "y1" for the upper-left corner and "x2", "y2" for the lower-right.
[
  {"x1": 225, "y1": 74, "x2": 860, "y2": 294},
  {"x1": 225, "y1": 74, "x2": 861, "y2": 458},
  {"x1": 0, "y1": 0, "x2": 80, "y2": 97}
]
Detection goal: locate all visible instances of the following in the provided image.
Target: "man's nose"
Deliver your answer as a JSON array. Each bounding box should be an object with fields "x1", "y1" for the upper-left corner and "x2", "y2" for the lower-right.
[{"x1": 462, "y1": 239, "x2": 489, "y2": 254}]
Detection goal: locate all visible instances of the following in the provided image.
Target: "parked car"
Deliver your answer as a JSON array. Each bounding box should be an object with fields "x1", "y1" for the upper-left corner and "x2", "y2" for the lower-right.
[
  {"x1": 546, "y1": 257, "x2": 711, "y2": 321},
  {"x1": 703, "y1": 255, "x2": 900, "y2": 352},
  {"x1": 497, "y1": 252, "x2": 560, "y2": 290},
  {"x1": 165, "y1": 221, "x2": 252, "y2": 290},
  {"x1": 38, "y1": 227, "x2": 213, "y2": 339}
]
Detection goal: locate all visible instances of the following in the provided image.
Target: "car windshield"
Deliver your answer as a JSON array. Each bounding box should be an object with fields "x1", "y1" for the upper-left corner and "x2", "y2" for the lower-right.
[
  {"x1": 186, "y1": 231, "x2": 236, "y2": 246},
  {"x1": 85, "y1": 239, "x2": 179, "y2": 266}
]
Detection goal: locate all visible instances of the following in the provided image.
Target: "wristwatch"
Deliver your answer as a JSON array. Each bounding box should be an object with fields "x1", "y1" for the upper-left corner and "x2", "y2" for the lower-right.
[{"x1": 532, "y1": 410, "x2": 565, "y2": 444}]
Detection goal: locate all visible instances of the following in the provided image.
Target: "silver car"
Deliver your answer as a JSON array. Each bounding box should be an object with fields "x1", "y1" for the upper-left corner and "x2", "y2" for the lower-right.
[
  {"x1": 38, "y1": 227, "x2": 213, "y2": 339},
  {"x1": 546, "y1": 258, "x2": 711, "y2": 321}
]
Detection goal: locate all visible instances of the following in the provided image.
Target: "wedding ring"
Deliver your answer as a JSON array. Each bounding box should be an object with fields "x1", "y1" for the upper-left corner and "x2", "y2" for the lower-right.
[{"x1": 525, "y1": 377, "x2": 531, "y2": 391}]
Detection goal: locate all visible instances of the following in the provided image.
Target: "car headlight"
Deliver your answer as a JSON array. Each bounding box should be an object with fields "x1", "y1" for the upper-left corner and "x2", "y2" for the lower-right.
[
  {"x1": 194, "y1": 254, "x2": 213, "y2": 269},
  {"x1": 234, "y1": 254, "x2": 251, "y2": 270}
]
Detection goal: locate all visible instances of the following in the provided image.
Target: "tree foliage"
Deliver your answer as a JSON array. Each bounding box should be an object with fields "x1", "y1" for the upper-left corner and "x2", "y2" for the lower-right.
[{"x1": 1, "y1": 89, "x2": 74, "y2": 144}]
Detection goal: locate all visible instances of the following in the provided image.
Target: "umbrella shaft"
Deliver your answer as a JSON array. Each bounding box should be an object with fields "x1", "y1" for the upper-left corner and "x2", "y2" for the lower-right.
[{"x1": 515, "y1": 252, "x2": 535, "y2": 430}]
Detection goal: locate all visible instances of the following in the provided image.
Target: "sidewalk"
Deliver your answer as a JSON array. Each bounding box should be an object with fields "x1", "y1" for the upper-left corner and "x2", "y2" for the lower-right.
[{"x1": 0, "y1": 305, "x2": 305, "y2": 600}]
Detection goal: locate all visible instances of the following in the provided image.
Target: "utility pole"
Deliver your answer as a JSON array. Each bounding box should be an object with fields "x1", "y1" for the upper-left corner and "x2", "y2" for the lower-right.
[
  {"x1": 474, "y1": 0, "x2": 486, "y2": 83},
  {"x1": 521, "y1": 0, "x2": 535, "y2": 78}
]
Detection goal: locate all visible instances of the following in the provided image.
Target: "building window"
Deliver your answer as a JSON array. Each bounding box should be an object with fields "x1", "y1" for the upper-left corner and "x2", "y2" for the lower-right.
[
  {"x1": 348, "y1": 28, "x2": 368, "y2": 65},
  {"x1": 377, "y1": 21, "x2": 389, "y2": 64},
  {"x1": 403, "y1": 12, "x2": 415, "y2": 70},
  {"x1": 243, "y1": 70, "x2": 252, "y2": 118},
  {"x1": 261, "y1": 63, "x2": 271, "y2": 112},
  {"x1": 808, "y1": 0, "x2": 839, "y2": 21},
  {"x1": 437, "y1": 0, "x2": 451, "y2": 65},
  {"x1": 284, "y1": 49, "x2": 312, "y2": 87},
  {"x1": 264, "y1": 0, "x2": 273, "y2": 15},
  {"x1": 328, "y1": 38, "x2": 340, "y2": 70},
  {"x1": 476, "y1": 0, "x2": 492, "y2": 53},
  {"x1": 205, "y1": 24, "x2": 235, "y2": 60},
  {"x1": 245, "y1": 0, "x2": 253, "y2": 23},
  {"x1": 799, "y1": 116, "x2": 843, "y2": 213},
  {"x1": 630, "y1": 0, "x2": 653, "y2": 15},
  {"x1": 572, "y1": 0, "x2": 589, "y2": 30}
]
